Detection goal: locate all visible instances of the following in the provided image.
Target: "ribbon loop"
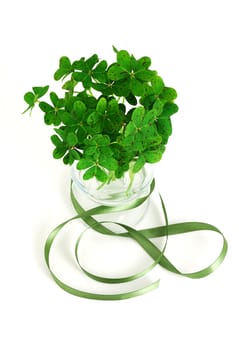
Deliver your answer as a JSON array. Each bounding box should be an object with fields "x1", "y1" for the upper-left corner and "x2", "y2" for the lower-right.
[{"x1": 44, "y1": 179, "x2": 227, "y2": 300}]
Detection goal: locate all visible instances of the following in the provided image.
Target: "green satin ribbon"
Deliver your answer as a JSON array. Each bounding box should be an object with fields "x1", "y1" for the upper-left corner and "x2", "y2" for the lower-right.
[{"x1": 44, "y1": 179, "x2": 228, "y2": 300}]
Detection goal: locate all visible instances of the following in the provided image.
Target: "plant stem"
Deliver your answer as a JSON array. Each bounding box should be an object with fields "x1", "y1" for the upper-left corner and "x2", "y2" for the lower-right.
[
  {"x1": 126, "y1": 164, "x2": 135, "y2": 195},
  {"x1": 96, "y1": 170, "x2": 116, "y2": 190},
  {"x1": 87, "y1": 88, "x2": 94, "y2": 96}
]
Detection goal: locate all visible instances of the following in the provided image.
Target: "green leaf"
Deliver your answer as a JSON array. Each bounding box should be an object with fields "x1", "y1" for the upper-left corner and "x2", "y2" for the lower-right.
[
  {"x1": 72, "y1": 57, "x2": 85, "y2": 70},
  {"x1": 135, "y1": 70, "x2": 156, "y2": 81},
  {"x1": 143, "y1": 83, "x2": 154, "y2": 96},
  {"x1": 77, "y1": 158, "x2": 94, "y2": 170},
  {"x1": 157, "y1": 118, "x2": 172, "y2": 144},
  {"x1": 62, "y1": 80, "x2": 77, "y2": 91},
  {"x1": 53, "y1": 146, "x2": 67, "y2": 159},
  {"x1": 96, "y1": 97, "x2": 107, "y2": 114},
  {"x1": 160, "y1": 102, "x2": 179, "y2": 118},
  {"x1": 50, "y1": 92, "x2": 59, "y2": 106},
  {"x1": 132, "y1": 134, "x2": 144, "y2": 151},
  {"x1": 32, "y1": 85, "x2": 49, "y2": 98},
  {"x1": 60, "y1": 111, "x2": 74, "y2": 125},
  {"x1": 62, "y1": 152, "x2": 70, "y2": 164},
  {"x1": 80, "y1": 94, "x2": 97, "y2": 109},
  {"x1": 107, "y1": 98, "x2": 119, "y2": 114},
  {"x1": 93, "y1": 60, "x2": 108, "y2": 83},
  {"x1": 51, "y1": 112, "x2": 61, "y2": 126},
  {"x1": 39, "y1": 101, "x2": 53, "y2": 113},
  {"x1": 135, "y1": 56, "x2": 151, "y2": 70},
  {"x1": 100, "y1": 156, "x2": 118, "y2": 170},
  {"x1": 85, "y1": 54, "x2": 99, "y2": 70},
  {"x1": 60, "y1": 56, "x2": 71, "y2": 69},
  {"x1": 57, "y1": 98, "x2": 65, "y2": 109},
  {"x1": 141, "y1": 125, "x2": 158, "y2": 140},
  {"x1": 95, "y1": 167, "x2": 108, "y2": 182},
  {"x1": 131, "y1": 78, "x2": 145, "y2": 96},
  {"x1": 24, "y1": 92, "x2": 35, "y2": 106},
  {"x1": 44, "y1": 112, "x2": 54, "y2": 125},
  {"x1": 144, "y1": 150, "x2": 163, "y2": 163},
  {"x1": 117, "y1": 50, "x2": 131, "y2": 71},
  {"x1": 139, "y1": 94, "x2": 156, "y2": 109},
  {"x1": 132, "y1": 107, "x2": 145, "y2": 126},
  {"x1": 54, "y1": 68, "x2": 66, "y2": 81},
  {"x1": 125, "y1": 121, "x2": 136, "y2": 137},
  {"x1": 54, "y1": 128, "x2": 65, "y2": 139},
  {"x1": 93, "y1": 82, "x2": 113, "y2": 95},
  {"x1": 130, "y1": 55, "x2": 137, "y2": 71},
  {"x1": 115, "y1": 166, "x2": 126, "y2": 179},
  {"x1": 87, "y1": 111, "x2": 101, "y2": 125},
  {"x1": 82, "y1": 75, "x2": 92, "y2": 89},
  {"x1": 151, "y1": 76, "x2": 164, "y2": 94},
  {"x1": 133, "y1": 156, "x2": 145, "y2": 173},
  {"x1": 143, "y1": 109, "x2": 157, "y2": 123},
  {"x1": 152, "y1": 99, "x2": 164, "y2": 114},
  {"x1": 72, "y1": 71, "x2": 87, "y2": 82},
  {"x1": 94, "y1": 134, "x2": 110, "y2": 146},
  {"x1": 63, "y1": 151, "x2": 74, "y2": 165},
  {"x1": 84, "y1": 145, "x2": 97, "y2": 156},
  {"x1": 73, "y1": 100, "x2": 87, "y2": 116},
  {"x1": 77, "y1": 126, "x2": 87, "y2": 142},
  {"x1": 51, "y1": 135, "x2": 63, "y2": 147},
  {"x1": 107, "y1": 64, "x2": 128, "y2": 81},
  {"x1": 54, "y1": 58, "x2": 72, "y2": 80},
  {"x1": 160, "y1": 87, "x2": 177, "y2": 101},
  {"x1": 70, "y1": 149, "x2": 81, "y2": 160},
  {"x1": 94, "y1": 60, "x2": 107, "y2": 73},
  {"x1": 66, "y1": 132, "x2": 78, "y2": 146},
  {"x1": 83, "y1": 166, "x2": 96, "y2": 180},
  {"x1": 113, "y1": 78, "x2": 131, "y2": 96}
]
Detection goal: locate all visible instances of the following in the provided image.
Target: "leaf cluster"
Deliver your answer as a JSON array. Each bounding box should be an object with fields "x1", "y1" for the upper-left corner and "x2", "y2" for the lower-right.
[{"x1": 23, "y1": 47, "x2": 178, "y2": 183}]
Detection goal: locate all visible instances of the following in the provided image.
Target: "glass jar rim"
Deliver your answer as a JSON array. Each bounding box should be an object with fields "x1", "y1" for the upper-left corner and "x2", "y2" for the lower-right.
[{"x1": 71, "y1": 162, "x2": 155, "y2": 206}]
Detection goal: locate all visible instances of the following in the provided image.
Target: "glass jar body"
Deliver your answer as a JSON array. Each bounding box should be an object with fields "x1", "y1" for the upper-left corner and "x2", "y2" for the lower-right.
[{"x1": 71, "y1": 163, "x2": 155, "y2": 227}]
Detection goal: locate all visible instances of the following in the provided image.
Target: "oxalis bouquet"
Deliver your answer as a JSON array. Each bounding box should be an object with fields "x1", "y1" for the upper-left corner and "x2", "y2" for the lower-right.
[
  {"x1": 23, "y1": 47, "x2": 227, "y2": 301},
  {"x1": 23, "y1": 46, "x2": 178, "y2": 189}
]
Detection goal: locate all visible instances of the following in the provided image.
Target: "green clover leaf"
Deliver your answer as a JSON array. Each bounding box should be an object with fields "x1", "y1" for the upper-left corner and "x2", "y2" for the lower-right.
[
  {"x1": 54, "y1": 56, "x2": 72, "y2": 81},
  {"x1": 77, "y1": 158, "x2": 95, "y2": 170},
  {"x1": 107, "y1": 50, "x2": 156, "y2": 97},
  {"x1": 95, "y1": 167, "x2": 108, "y2": 182},
  {"x1": 72, "y1": 54, "x2": 100, "y2": 89},
  {"x1": 132, "y1": 156, "x2": 145, "y2": 173},
  {"x1": 22, "y1": 85, "x2": 49, "y2": 114},
  {"x1": 23, "y1": 47, "x2": 178, "y2": 183},
  {"x1": 83, "y1": 166, "x2": 97, "y2": 180}
]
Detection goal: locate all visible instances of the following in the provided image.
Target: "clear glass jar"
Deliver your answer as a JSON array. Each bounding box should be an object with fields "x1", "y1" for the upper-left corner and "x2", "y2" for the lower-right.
[{"x1": 71, "y1": 163, "x2": 155, "y2": 227}]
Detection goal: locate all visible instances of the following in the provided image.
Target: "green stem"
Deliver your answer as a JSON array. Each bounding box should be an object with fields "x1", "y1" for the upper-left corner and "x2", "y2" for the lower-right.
[
  {"x1": 96, "y1": 170, "x2": 116, "y2": 190},
  {"x1": 126, "y1": 165, "x2": 135, "y2": 195},
  {"x1": 87, "y1": 88, "x2": 94, "y2": 96},
  {"x1": 96, "y1": 166, "x2": 136, "y2": 196},
  {"x1": 108, "y1": 170, "x2": 116, "y2": 183},
  {"x1": 97, "y1": 181, "x2": 107, "y2": 190}
]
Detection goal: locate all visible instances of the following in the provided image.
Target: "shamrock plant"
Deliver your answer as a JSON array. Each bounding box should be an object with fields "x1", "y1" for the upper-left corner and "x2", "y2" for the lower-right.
[{"x1": 23, "y1": 47, "x2": 178, "y2": 185}]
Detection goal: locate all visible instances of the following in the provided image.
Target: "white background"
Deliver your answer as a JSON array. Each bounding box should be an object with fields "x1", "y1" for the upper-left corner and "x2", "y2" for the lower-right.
[{"x1": 1, "y1": 0, "x2": 238, "y2": 349}]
